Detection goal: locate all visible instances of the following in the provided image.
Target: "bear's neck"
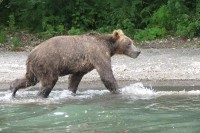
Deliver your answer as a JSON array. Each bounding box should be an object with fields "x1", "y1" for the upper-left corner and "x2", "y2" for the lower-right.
[{"x1": 99, "y1": 35, "x2": 117, "y2": 57}]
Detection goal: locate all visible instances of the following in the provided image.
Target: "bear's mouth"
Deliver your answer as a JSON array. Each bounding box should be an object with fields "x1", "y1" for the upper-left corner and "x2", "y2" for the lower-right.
[{"x1": 126, "y1": 51, "x2": 141, "y2": 58}]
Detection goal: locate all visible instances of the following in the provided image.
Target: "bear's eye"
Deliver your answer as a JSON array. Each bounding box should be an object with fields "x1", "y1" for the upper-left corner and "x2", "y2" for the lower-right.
[{"x1": 128, "y1": 43, "x2": 132, "y2": 46}]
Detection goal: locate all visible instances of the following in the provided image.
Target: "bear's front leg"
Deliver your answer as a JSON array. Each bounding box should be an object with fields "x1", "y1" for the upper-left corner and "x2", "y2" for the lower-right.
[
  {"x1": 68, "y1": 73, "x2": 85, "y2": 96},
  {"x1": 96, "y1": 66, "x2": 119, "y2": 94},
  {"x1": 99, "y1": 71, "x2": 120, "y2": 94},
  {"x1": 92, "y1": 56, "x2": 120, "y2": 94}
]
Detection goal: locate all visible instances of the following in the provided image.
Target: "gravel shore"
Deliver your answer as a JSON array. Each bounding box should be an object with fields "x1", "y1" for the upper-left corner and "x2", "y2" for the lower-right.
[{"x1": 1, "y1": 48, "x2": 200, "y2": 84}]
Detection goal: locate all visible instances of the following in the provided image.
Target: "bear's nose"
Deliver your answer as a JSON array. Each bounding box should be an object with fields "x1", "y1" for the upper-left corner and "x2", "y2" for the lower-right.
[{"x1": 137, "y1": 50, "x2": 141, "y2": 55}]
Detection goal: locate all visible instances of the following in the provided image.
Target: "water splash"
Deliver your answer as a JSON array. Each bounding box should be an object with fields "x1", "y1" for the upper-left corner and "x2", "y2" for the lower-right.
[
  {"x1": 121, "y1": 83, "x2": 200, "y2": 99},
  {"x1": 0, "y1": 89, "x2": 109, "y2": 104},
  {"x1": 121, "y1": 83, "x2": 156, "y2": 99},
  {"x1": 0, "y1": 83, "x2": 200, "y2": 104}
]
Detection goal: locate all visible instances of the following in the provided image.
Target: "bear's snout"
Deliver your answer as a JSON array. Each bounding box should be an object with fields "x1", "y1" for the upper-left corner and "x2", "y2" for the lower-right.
[
  {"x1": 136, "y1": 50, "x2": 141, "y2": 56},
  {"x1": 126, "y1": 47, "x2": 141, "y2": 58},
  {"x1": 134, "y1": 50, "x2": 141, "y2": 58}
]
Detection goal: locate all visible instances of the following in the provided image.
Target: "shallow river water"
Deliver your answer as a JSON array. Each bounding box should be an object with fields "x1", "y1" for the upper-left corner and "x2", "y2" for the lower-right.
[{"x1": 0, "y1": 83, "x2": 200, "y2": 133}]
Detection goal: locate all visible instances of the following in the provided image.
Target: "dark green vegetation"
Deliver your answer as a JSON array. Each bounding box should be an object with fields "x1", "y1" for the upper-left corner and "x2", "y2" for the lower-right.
[{"x1": 0, "y1": 0, "x2": 199, "y2": 44}]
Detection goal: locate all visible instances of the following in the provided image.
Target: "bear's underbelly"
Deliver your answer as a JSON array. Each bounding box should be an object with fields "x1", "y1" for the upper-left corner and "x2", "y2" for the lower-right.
[{"x1": 59, "y1": 62, "x2": 94, "y2": 76}]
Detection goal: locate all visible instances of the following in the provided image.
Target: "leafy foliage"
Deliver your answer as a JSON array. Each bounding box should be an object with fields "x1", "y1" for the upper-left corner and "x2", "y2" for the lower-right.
[
  {"x1": 0, "y1": 30, "x2": 7, "y2": 44},
  {"x1": 134, "y1": 27, "x2": 166, "y2": 41},
  {"x1": 12, "y1": 36, "x2": 20, "y2": 48},
  {"x1": 8, "y1": 14, "x2": 16, "y2": 32},
  {"x1": 68, "y1": 27, "x2": 82, "y2": 35},
  {"x1": 0, "y1": 0, "x2": 199, "y2": 42},
  {"x1": 148, "y1": 0, "x2": 200, "y2": 39}
]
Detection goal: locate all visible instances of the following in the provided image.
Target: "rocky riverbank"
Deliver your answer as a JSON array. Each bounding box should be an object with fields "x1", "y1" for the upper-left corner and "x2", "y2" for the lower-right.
[{"x1": 1, "y1": 48, "x2": 200, "y2": 83}]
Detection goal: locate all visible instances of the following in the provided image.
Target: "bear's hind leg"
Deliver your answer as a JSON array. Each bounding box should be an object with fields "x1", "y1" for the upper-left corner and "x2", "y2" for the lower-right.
[
  {"x1": 38, "y1": 77, "x2": 58, "y2": 98},
  {"x1": 10, "y1": 78, "x2": 33, "y2": 97},
  {"x1": 68, "y1": 73, "x2": 85, "y2": 95}
]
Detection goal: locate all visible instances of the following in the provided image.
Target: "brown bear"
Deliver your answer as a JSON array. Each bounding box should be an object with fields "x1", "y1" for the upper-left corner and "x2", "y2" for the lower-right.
[{"x1": 10, "y1": 29, "x2": 141, "y2": 98}]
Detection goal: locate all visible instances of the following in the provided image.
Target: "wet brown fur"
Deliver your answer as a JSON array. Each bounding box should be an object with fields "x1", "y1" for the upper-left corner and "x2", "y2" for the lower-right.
[{"x1": 10, "y1": 29, "x2": 140, "y2": 98}]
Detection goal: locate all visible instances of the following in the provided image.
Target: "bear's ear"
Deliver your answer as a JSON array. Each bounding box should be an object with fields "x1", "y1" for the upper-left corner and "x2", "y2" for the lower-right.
[{"x1": 113, "y1": 29, "x2": 124, "y2": 40}]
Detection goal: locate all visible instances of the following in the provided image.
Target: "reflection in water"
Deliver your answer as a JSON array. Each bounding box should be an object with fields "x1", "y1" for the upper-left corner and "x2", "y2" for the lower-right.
[{"x1": 0, "y1": 83, "x2": 200, "y2": 133}]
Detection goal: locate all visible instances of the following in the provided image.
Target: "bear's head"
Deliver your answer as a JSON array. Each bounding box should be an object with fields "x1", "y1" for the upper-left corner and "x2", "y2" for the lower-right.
[{"x1": 113, "y1": 29, "x2": 141, "y2": 58}]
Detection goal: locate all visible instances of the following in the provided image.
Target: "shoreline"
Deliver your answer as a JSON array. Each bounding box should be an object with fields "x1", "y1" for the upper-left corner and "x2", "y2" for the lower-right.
[{"x1": 1, "y1": 80, "x2": 200, "y2": 91}]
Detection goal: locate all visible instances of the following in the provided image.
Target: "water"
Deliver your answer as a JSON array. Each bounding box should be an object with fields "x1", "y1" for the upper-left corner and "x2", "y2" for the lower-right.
[{"x1": 0, "y1": 83, "x2": 200, "y2": 133}]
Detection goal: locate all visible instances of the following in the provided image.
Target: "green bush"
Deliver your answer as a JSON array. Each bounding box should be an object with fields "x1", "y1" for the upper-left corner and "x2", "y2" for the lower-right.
[
  {"x1": 56, "y1": 25, "x2": 65, "y2": 35},
  {"x1": 96, "y1": 26, "x2": 114, "y2": 34},
  {"x1": 38, "y1": 23, "x2": 55, "y2": 40},
  {"x1": 8, "y1": 15, "x2": 16, "y2": 32},
  {"x1": 68, "y1": 27, "x2": 82, "y2": 35},
  {"x1": 0, "y1": 0, "x2": 199, "y2": 41},
  {"x1": 134, "y1": 27, "x2": 166, "y2": 41},
  {"x1": 150, "y1": 5, "x2": 170, "y2": 30},
  {"x1": 12, "y1": 36, "x2": 20, "y2": 48},
  {"x1": 37, "y1": 31, "x2": 53, "y2": 40},
  {"x1": 116, "y1": 18, "x2": 135, "y2": 38},
  {"x1": 0, "y1": 30, "x2": 7, "y2": 44},
  {"x1": 176, "y1": 16, "x2": 200, "y2": 38},
  {"x1": 149, "y1": 0, "x2": 200, "y2": 38}
]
